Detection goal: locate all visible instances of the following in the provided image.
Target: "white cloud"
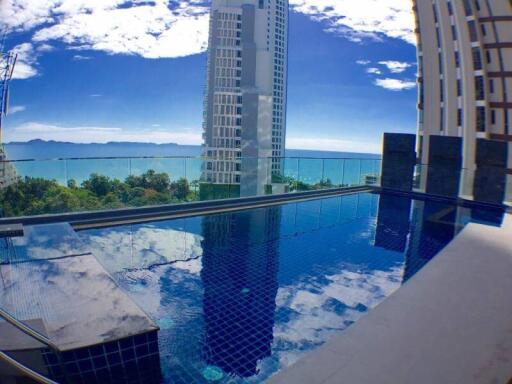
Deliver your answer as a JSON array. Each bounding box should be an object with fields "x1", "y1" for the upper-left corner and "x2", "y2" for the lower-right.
[
  {"x1": 8, "y1": 105, "x2": 26, "y2": 114},
  {"x1": 374, "y1": 78, "x2": 416, "y2": 91},
  {"x1": 2, "y1": 0, "x2": 211, "y2": 59},
  {"x1": 5, "y1": 121, "x2": 202, "y2": 144},
  {"x1": 289, "y1": 0, "x2": 415, "y2": 44},
  {"x1": 366, "y1": 67, "x2": 381, "y2": 75},
  {"x1": 356, "y1": 60, "x2": 370, "y2": 66},
  {"x1": 1, "y1": 0, "x2": 415, "y2": 64},
  {"x1": 9, "y1": 43, "x2": 39, "y2": 80},
  {"x1": 36, "y1": 43, "x2": 55, "y2": 52},
  {"x1": 287, "y1": 136, "x2": 381, "y2": 154},
  {"x1": 89, "y1": 94, "x2": 102, "y2": 97},
  {"x1": 73, "y1": 54, "x2": 92, "y2": 60},
  {"x1": 378, "y1": 60, "x2": 412, "y2": 73}
]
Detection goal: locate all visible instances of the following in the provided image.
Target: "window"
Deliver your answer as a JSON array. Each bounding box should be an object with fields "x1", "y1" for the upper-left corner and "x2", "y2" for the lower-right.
[
  {"x1": 476, "y1": 107, "x2": 486, "y2": 132},
  {"x1": 475, "y1": 76, "x2": 485, "y2": 100},
  {"x1": 447, "y1": 1, "x2": 453, "y2": 15},
  {"x1": 491, "y1": 110, "x2": 496, "y2": 125},
  {"x1": 451, "y1": 25, "x2": 457, "y2": 40},
  {"x1": 463, "y1": 0, "x2": 473, "y2": 16},
  {"x1": 457, "y1": 109, "x2": 463, "y2": 126},
  {"x1": 486, "y1": 50, "x2": 491, "y2": 64},
  {"x1": 468, "y1": 21, "x2": 478, "y2": 42},
  {"x1": 489, "y1": 79, "x2": 494, "y2": 94},
  {"x1": 472, "y1": 48, "x2": 482, "y2": 70}
]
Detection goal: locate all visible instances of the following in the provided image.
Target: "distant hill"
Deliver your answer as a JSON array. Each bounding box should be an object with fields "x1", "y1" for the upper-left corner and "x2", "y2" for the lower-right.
[
  {"x1": 4, "y1": 139, "x2": 202, "y2": 160},
  {"x1": 3, "y1": 139, "x2": 381, "y2": 161}
]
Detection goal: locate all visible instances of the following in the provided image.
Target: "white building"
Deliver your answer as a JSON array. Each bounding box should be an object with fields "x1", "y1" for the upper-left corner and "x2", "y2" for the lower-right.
[
  {"x1": 413, "y1": 0, "x2": 512, "y2": 203},
  {"x1": 202, "y1": 0, "x2": 288, "y2": 195}
]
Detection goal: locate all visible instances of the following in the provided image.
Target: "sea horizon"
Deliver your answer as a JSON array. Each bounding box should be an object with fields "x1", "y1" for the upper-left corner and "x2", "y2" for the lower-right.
[{"x1": 3, "y1": 139, "x2": 382, "y2": 161}]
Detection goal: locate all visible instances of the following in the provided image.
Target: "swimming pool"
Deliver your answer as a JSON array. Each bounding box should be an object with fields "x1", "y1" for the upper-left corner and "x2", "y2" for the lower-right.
[{"x1": 76, "y1": 191, "x2": 504, "y2": 383}]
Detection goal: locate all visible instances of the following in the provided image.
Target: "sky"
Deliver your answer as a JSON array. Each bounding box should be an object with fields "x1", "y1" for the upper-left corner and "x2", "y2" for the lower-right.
[{"x1": 0, "y1": 0, "x2": 417, "y2": 154}]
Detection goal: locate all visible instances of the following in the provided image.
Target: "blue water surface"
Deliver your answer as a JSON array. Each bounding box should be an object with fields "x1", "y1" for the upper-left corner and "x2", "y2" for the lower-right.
[{"x1": 78, "y1": 192, "x2": 504, "y2": 383}]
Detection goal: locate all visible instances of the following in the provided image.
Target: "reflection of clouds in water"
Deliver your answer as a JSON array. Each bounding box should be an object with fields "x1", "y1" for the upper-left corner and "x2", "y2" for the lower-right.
[
  {"x1": 82, "y1": 227, "x2": 203, "y2": 273},
  {"x1": 271, "y1": 264, "x2": 404, "y2": 372},
  {"x1": 12, "y1": 223, "x2": 90, "y2": 261}
]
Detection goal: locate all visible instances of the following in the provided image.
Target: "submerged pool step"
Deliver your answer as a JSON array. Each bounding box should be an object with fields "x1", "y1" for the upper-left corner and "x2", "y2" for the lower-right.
[{"x1": 0, "y1": 222, "x2": 161, "y2": 383}]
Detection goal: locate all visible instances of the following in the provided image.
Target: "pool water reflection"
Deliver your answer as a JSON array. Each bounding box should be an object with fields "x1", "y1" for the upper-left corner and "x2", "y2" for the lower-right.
[{"x1": 78, "y1": 192, "x2": 504, "y2": 383}]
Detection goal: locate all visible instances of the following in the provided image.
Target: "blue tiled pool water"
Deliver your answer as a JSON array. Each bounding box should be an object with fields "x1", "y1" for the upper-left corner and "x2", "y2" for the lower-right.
[{"x1": 78, "y1": 192, "x2": 504, "y2": 383}]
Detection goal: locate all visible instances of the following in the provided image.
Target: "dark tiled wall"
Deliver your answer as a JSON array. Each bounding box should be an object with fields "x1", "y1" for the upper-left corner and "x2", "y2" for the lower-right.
[
  {"x1": 42, "y1": 331, "x2": 161, "y2": 384},
  {"x1": 473, "y1": 139, "x2": 509, "y2": 204},
  {"x1": 381, "y1": 133, "x2": 416, "y2": 191},
  {"x1": 426, "y1": 135, "x2": 462, "y2": 198}
]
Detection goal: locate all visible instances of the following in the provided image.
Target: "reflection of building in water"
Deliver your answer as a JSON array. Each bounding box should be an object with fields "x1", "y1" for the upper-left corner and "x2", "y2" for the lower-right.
[
  {"x1": 374, "y1": 194, "x2": 412, "y2": 253},
  {"x1": 201, "y1": 206, "x2": 281, "y2": 377},
  {"x1": 374, "y1": 195, "x2": 504, "y2": 283},
  {"x1": 403, "y1": 200, "x2": 464, "y2": 282}
]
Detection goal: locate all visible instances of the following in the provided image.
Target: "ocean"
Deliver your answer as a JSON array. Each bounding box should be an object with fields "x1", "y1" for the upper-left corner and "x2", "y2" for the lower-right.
[{"x1": 3, "y1": 140, "x2": 381, "y2": 187}]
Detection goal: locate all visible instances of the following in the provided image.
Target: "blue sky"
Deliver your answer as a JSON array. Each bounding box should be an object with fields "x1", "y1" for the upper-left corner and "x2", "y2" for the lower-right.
[{"x1": 1, "y1": 0, "x2": 417, "y2": 153}]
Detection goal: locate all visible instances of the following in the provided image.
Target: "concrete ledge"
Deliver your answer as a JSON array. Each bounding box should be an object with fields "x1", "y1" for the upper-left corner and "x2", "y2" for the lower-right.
[
  {"x1": 269, "y1": 215, "x2": 512, "y2": 384},
  {"x1": 0, "y1": 186, "x2": 372, "y2": 229}
]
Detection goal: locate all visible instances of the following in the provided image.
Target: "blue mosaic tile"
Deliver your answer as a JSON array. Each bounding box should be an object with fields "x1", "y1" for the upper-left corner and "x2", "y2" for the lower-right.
[{"x1": 73, "y1": 192, "x2": 506, "y2": 383}]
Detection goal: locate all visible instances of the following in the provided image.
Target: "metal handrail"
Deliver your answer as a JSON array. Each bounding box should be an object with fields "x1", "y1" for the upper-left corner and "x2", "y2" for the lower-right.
[
  {"x1": 0, "y1": 308, "x2": 59, "y2": 351},
  {"x1": 0, "y1": 155, "x2": 382, "y2": 163},
  {"x1": 0, "y1": 308, "x2": 68, "y2": 383},
  {"x1": 0, "y1": 350, "x2": 59, "y2": 384}
]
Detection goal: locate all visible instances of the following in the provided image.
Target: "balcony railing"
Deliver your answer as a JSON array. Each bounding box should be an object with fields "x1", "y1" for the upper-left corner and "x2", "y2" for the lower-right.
[{"x1": 0, "y1": 156, "x2": 382, "y2": 218}]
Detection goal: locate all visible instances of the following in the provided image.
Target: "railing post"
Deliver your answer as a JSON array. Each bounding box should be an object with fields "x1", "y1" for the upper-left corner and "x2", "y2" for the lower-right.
[
  {"x1": 358, "y1": 159, "x2": 362, "y2": 186},
  {"x1": 64, "y1": 159, "x2": 68, "y2": 187},
  {"x1": 297, "y1": 158, "x2": 301, "y2": 191},
  {"x1": 341, "y1": 160, "x2": 346, "y2": 187},
  {"x1": 321, "y1": 159, "x2": 325, "y2": 187}
]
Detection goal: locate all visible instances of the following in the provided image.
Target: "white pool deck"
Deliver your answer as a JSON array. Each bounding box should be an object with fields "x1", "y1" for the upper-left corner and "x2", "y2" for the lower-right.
[{"x1": 269, "y1": 214, "x2": 512, "y2": 384}]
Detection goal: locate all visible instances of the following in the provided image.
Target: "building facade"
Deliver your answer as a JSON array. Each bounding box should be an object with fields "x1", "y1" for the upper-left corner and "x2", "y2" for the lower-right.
[
  {"x1": 202, "y1": 0, "x2": 288, "y2": 196},
  {"x1": 413, "y1": 0, "x2": 512, "y2": 203}
]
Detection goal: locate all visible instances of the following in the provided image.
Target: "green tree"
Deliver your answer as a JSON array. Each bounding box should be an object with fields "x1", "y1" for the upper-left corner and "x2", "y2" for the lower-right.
[
  {"x1": 82, "y1": 174, "x2": 113, "y2": 197},
  {"x1": 171, "y1": 177, "x2": 190, "y2": 200}
]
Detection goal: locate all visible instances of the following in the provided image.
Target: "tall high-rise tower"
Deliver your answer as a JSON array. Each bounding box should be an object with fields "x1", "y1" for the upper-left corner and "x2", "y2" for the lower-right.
[
  {"x1": 413, "y1": 0, "x2": 512, "y2": 203},
  {"x1": 202, "y1": 0, "x2": 288, "y2": 196}
]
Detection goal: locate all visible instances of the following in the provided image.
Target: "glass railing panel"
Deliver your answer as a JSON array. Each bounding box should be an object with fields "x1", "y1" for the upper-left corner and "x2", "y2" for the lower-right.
[
  {"x1": 281, "y1": 157, "x2": 299, "y2": 192},
  {"x1": 0, "y1": 156, "x2": 383, "y2": 218},
  {"x1": 297, "y1": 158, "x2": 323, "y2": 191},
  {"x1": 185, "y1": 157, "x2": 203, "y2": 202},
  {"x1": 66, "y1": 158, "x2": 131, "y2": 187},
  {"x1": 125, "y1": 157, "x2": 188, "y2": 207},
  {"x1": 63, "y1": 158, "x2": 132, "y2": 212},
  {"x1": 323, "y1": 159, "x2": 345, "y2": 188},
  {"x1": 360, "y1": 159, "x2": 381, "y2": 186},
  {"x1": 13, "y1": 160, "x2": 67, "y2": 186},
  {"x1": 342, "y1": 159, "x2": 362, "y2": 187},
  {"x1": 0, "y1": 160, "x2": 68, "y2": 217}
]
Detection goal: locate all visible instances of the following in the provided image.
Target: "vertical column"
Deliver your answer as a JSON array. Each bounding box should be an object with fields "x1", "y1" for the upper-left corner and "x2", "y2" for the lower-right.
[
  {"x1": 380, "y1": 133, "x2": 416, "y2": 192},
  {"x1": 473, "y1": 138, "x2": 508, "y2": 204},
  {"x1": 425, "y1": 135, "x2": 463, "y2": 197}
]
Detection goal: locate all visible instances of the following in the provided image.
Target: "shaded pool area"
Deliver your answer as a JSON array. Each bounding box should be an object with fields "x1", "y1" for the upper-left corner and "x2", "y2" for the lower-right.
[{"x1": 76, "y1": 192, "x2": 504, "y2": 383}]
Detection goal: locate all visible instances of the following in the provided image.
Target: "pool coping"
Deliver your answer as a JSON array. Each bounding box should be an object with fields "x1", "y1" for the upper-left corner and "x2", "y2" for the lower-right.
[{"x1": 268, "y1": 214, "x2": 512, "y2": 384}]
